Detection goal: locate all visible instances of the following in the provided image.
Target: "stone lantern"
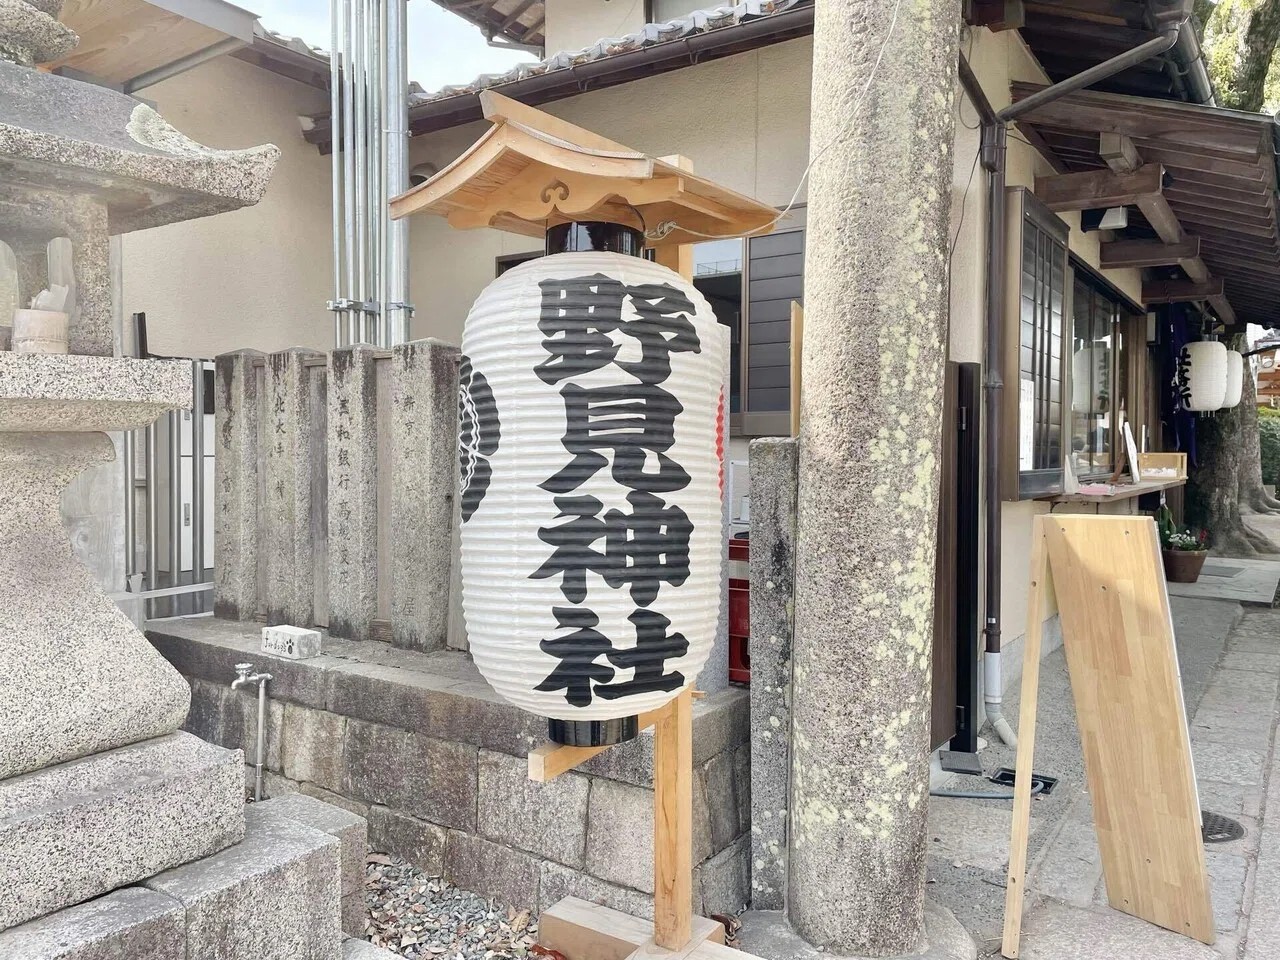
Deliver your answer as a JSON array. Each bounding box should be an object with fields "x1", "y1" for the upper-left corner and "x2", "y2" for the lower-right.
[{"x1": 0, "y1": 3, "x2": 368, "y2": 954}]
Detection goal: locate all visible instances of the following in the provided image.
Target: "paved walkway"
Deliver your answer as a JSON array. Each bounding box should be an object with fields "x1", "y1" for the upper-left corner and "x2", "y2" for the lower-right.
[{"x1": 926, "y1": 599, "x2": 1280, "y2": 959}]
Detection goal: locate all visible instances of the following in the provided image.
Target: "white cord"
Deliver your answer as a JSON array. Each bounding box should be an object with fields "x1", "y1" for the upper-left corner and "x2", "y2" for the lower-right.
[{"x1": 645, "y1": 0, "x2": 907, "y2": 242}]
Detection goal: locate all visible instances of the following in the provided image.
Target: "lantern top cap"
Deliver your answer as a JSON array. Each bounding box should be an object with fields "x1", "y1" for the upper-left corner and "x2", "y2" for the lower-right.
[{"x1": 389, "y1": 91, "x2": 780, "y2": 246}]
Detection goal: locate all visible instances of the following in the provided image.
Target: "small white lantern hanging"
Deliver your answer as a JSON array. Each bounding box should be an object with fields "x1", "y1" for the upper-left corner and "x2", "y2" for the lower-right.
[
  {"x1": 1179, "y1": 340, "x2": 1229, "y2": 412},
  {"x1": 1221, "y1": 350, "x2": 1245, "y2": 409},
  {"x1": 458, "y1": 228, "x2": 727, "y2": 745}
]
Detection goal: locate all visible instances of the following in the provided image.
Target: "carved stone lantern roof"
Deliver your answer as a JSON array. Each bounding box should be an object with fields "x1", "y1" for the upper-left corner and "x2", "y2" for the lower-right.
[
  {"x1": 0, "y1": 0, "x2": 278, "y2": 238},
  {"x1": 389, "y1": 90, "x2": 781, "y2": 247}
]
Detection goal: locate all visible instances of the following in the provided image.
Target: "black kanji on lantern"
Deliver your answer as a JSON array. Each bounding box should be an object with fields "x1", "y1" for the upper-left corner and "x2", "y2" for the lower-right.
[
  {"x1": 534, "y1": 274, "x2": 700, "y2": 386},
  {"x1": 530, "y1": 271, "x2": 702, "y2": 708},
  {"x1": 535, "y1": 606, "x2": 616, "y2": 708},
  {"x1": 531, "y1": 491, "x2": 692, "y2": 606},
  {"x1": 541, "y1": 383, "x2": 690, "y2": 495},
  {"x1": 535, "y1": 607, "x2": 689, "y2": 707}
]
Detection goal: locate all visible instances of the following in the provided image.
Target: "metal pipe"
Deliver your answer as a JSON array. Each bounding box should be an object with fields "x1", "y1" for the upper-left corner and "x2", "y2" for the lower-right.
[
  {"x1": 124, "y1": 37, "x2": 244, "y2": 93},
  {"x1": 373, "y1": 0, "x2": 384, "y2": 348},
  {"x1": 123, "y1": 429, "x2": 136, "y2": 579},
  {"x1": 353, "y1": 0, "x2": 368, "y2": 344},
  {"x1": 168, "y1": 409, "x2": 181, "y2": 610},
  {"x1": 192, "y1": 361, "x2": 205, "y2": 593},
  {"x1": 342, "y1": 0, "x2": 357, "y2": 346},
  {"x1": 386, "y1": 0, "x2": 411, "y2": 344},
  {"x1": 959, "y1": 19, "x2": 1187, "y2": 748},
  {"x1": 145, "y1": 421, "x2": 158, "y2": 614},
  {"x1": 330, "y1": 0, "x2": 345, "y2": 348},
  {"x1": 999, "y1": 26, "x2": 1180, "y2": 123},
  {"x1": 232, "y1": 662, "x2": 273, "y2": 802}
]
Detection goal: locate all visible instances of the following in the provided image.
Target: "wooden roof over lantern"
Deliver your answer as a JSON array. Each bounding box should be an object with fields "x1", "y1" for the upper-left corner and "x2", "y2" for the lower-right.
[{"x1": 388, "y1": 91, "x2": 780, "y2": 247}]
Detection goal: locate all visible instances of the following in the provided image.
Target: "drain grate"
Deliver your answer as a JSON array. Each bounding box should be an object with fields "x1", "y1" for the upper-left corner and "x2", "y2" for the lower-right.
[{"x1": 1202, "y1": 810, "x2": 1245, "y2": 844}]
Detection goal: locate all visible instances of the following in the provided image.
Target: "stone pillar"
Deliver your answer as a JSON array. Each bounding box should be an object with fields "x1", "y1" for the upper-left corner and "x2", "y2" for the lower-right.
[
  {"x1": 263, "y1": 348, "x2": 324, "y2": 627},
  {"x1": 389, "y1": 338, "x2": 458, "y2": 651},
  {"x1": 326, "y1": 345, "x2": 379, "y2": 641},
  {"x1": 214, "y1": 349, "x2": 264, "y2": 621},
  {"x1": 65, "y1": 200, "x2": 113, "y2": 356},
  {"x1": 788, "y1": 1, "x2": 959, "y2": 954},
  {"x1": 748, "y1": 436, "x2": 797, "y2": 911}
]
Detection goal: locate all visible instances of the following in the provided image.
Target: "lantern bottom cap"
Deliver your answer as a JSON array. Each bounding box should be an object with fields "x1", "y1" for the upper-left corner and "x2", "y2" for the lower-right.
[{"x1": 548, "y1": 715, "x2": 639, "y2": 747}]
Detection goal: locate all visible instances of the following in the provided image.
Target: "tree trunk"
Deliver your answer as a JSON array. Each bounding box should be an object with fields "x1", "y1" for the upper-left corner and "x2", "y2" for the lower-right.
[
  {"x1": 1189, "y1": 346, "x2": 1280, "y2": 556},
  {"x1": 1238, "y1": 364, "x2": 1280, "y2": 513},
  {"x1": 1209, "y1": 0, "x2": 1280, "y2": 111},
  {"x1": 788, "y1": 0, "x2": 959, "y2": 954}
]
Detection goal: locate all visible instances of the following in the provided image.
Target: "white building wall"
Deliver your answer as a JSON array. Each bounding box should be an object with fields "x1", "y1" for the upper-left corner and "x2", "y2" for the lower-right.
[{"x1": 120, "y1": 55, "x2": 334, "y2": 360}]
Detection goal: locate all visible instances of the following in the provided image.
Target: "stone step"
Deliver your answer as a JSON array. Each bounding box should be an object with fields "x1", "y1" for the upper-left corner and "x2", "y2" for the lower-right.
[
  {"x1": 255, "y1": 794, "x2": 368, "y2": 937},
  {"x1": 342, "y1": 939, "x2": 401, "y2": 959},
  {"x1": 143, "y1": 803, "x2": 343, "y2": 960},
  {"x1": 0, "y1": 888, "x2": 184, "y2": 959},
  {"x1": 0, "y1": 732, "x2": 244, "y2": 931}
]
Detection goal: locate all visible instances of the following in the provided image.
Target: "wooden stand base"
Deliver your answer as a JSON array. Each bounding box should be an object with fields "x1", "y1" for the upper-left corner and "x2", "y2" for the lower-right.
[{"x1": 540, "y1": 898, "x2": 747, "y2": 960}]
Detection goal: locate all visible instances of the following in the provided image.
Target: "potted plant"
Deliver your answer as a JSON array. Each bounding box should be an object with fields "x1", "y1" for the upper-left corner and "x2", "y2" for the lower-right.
[{"x1": 1162, "y1": 527, "x2": 1210, "y2": 583}]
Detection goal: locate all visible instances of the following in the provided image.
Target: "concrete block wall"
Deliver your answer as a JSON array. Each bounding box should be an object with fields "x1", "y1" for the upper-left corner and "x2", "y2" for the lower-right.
[{"x1": 152, "y1": 621, "x2": 751, "y2": 921}]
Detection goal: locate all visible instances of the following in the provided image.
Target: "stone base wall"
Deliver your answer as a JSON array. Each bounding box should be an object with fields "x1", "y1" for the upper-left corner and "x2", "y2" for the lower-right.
[{"x1": 149, "y1": 619, "x2": 751, "y2": 921}]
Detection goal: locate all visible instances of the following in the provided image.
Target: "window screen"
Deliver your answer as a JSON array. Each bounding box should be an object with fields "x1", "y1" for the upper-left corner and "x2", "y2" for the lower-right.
[{"x1": 745, "y1": 229, "x2": 804, "y2": 414}]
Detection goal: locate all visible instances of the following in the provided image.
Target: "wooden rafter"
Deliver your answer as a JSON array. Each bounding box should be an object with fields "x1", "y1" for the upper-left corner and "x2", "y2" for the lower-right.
[
  {"x1": 1100, "y1": 237, "x2": 1200, "y2": 269},
  {"x1": 1144, "y1": 278, "x2": 1225, "y2": 303},
  {"x1": 1034, "y1": 165, "x2": 1163, "y2": 212}
]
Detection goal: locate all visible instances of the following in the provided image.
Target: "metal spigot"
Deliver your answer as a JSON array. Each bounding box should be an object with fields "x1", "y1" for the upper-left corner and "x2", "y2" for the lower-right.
[
  {"x1": 232, "y1": 662, "x2": 254, "y2": 690},
  {"x1": 230, "y1": 661, "x2": 273, "y2": 801}
]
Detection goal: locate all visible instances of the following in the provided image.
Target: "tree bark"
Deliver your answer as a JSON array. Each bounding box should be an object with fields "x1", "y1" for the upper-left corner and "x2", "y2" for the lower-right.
[
  {"x1": 1189, "y1": 339, "x2": 1280, "y2": 556},
  {"x1": 1238, "y1": 366, "x2": 1280, "y2": 513},
  {"x1": 788, "y1": 0, "x2": 959, "y2": 954},
  {"x1": 1208, "y1": 0, "x2": 1280, "y2": 111}
]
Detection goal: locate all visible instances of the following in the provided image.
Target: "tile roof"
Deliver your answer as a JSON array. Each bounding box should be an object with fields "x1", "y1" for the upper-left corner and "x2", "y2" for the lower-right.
[{"x1": 411, "y1": 0, "x2": 805, "y2": 105}]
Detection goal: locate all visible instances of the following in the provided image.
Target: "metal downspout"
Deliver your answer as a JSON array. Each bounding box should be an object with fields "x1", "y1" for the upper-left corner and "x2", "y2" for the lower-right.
[{"x1": 958, "y1": 22, "x2": 1182, "y2": 748}]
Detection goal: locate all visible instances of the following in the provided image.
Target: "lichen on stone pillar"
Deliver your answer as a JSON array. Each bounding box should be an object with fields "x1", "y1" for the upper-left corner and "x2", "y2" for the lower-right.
[{"x1": 787, "y1": 0, "x2": 962, "y2": 955}]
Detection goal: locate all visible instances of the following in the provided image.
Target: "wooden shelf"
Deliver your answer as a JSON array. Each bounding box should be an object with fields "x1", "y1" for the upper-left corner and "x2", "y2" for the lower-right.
[{"x1": 1044, "y1": 478, "x2": 1185, "y2": 505}]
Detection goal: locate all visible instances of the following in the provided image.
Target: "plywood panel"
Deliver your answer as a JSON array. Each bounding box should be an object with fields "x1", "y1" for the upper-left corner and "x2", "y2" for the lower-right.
[{"x1": 1044, "y1": 515, "x2": 1212, "y2": 944}]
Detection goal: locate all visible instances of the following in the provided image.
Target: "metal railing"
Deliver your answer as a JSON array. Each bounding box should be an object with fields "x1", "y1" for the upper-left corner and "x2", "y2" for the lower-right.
[{"x1": 121, "y1": 357, "x2": 215, "y2": 622}]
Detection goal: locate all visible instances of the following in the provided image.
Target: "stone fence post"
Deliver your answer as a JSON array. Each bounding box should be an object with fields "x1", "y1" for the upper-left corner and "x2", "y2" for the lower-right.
[
  {"x1": 747, "y1": 436, "x2": 797, "y2": 910},
  {"x1": 327, "y1": 345, "x2": 379, "y2": 641},
  {"x1": 213, "y1": 349, "x2": 264, "y2": 621},
  {"x1": 389, "y1": 339, "x2": 459, "y2": 652},
  {"x1": 263, "y1": 347, "x2": 325, "y2": 627}
]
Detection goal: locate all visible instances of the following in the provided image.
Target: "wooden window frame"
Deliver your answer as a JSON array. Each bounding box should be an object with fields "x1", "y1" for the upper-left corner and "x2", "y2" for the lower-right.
[
  {"x1": 1002, "y1": 186, "x2": 1070, "y2": 501},
  {"x1": 1066, "y1": 259, "x2": 1144, "y2": 482}
]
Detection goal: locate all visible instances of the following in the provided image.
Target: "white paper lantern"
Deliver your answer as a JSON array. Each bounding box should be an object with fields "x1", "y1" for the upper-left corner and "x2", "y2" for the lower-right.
[
  {"x1": 457, "y1": 251, "x2": 726, "y2": 738},
  {"x1": 1221, "y1": 350, "x2": 1244, "y2": 409},
  {"x1": 1179, "y1": 341, "x2": 1229, "y2": 412}
]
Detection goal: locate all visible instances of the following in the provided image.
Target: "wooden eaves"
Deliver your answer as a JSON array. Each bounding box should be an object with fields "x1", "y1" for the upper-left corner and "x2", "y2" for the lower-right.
[
  {"x1": 389, "y1": 91, "x2": 780, "y2": 247},
  {"x1": 1012, "y1": 83, "x2": 1280, "y2": 329}
]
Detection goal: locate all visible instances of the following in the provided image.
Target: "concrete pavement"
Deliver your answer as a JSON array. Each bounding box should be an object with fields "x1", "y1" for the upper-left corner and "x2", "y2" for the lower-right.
[{"x1": 924, "y1": 599, "x2": 1280, "y2": 958}]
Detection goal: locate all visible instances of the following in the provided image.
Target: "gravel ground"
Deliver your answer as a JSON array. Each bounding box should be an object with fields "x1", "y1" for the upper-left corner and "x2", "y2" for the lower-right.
[{"x1": 361, "y1": 855, "x2": 540, "y2": 959}]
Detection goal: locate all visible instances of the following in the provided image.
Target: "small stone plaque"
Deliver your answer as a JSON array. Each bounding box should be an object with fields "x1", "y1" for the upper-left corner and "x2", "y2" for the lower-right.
[{"x1": 261, "y1": 625, "x2": 322, "y2": 660}]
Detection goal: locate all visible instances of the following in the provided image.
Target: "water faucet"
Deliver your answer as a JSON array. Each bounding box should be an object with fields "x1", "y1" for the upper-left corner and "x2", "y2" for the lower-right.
[{"x1": 230, "y1": 662, "x2": 274, "y2": 801}]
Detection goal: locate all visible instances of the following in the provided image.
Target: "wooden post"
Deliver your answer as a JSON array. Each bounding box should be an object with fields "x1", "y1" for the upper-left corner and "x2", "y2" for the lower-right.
[
  {"x1": 1001, "y1": 516, "x2": 1049, "y2": 960},
  {"x1": 653, "y1": 689, "x2": 694, "y2": 949}
]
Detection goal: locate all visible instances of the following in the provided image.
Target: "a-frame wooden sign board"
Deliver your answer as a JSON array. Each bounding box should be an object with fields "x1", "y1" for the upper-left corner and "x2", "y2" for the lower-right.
[
  {"x1": 391, "y1": 92, "x2": 780, "y2": 960},
  {"x1": 1001, "y1": 514, "x2": 1214, "y2": 958}
]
